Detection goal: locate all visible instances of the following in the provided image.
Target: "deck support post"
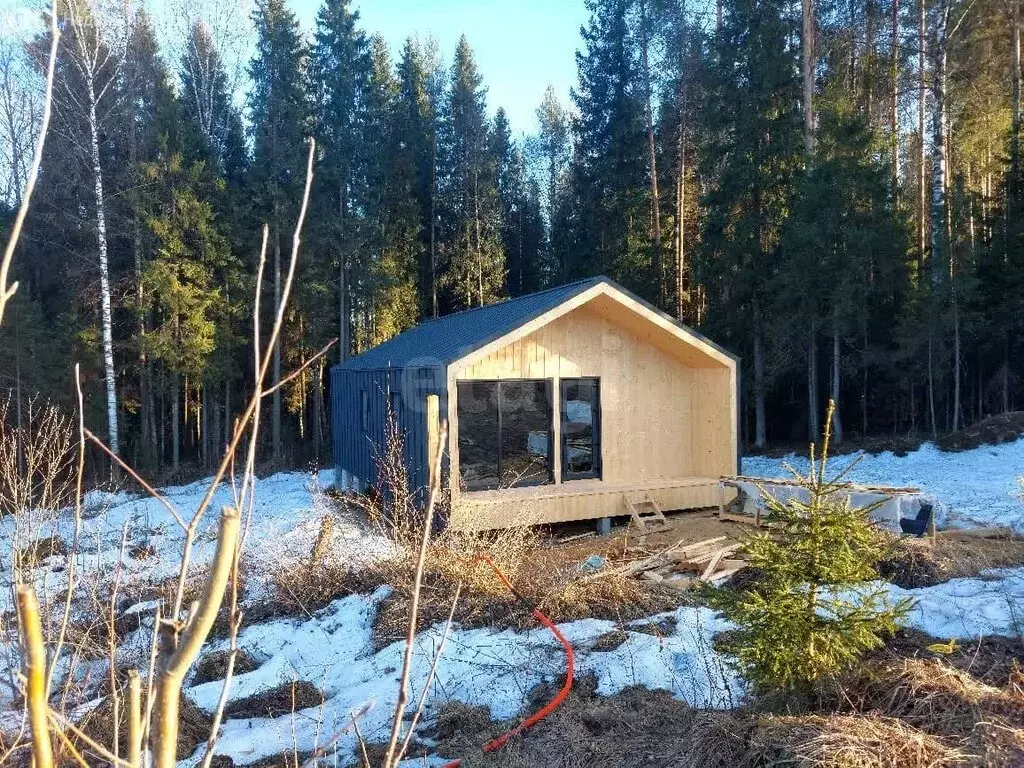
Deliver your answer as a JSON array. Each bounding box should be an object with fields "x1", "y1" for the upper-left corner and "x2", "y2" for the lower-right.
[
  {"x1": 426, "y1": 394, "x2": 441, "y2": 487},
  {"x1": 596, "y1": 517, "x2": 612, "y2": 535}
]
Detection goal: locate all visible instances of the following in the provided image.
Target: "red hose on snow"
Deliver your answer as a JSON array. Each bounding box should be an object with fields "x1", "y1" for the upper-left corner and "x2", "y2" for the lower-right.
[{"x1": 441, "y1": 555, "x2": 574, "y2": 767}]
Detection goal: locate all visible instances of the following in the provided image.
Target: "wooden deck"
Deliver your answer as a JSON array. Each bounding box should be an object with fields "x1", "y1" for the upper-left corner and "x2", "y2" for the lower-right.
[{"x1": 448, "y1": 476, "x2": 736, "y2": 531}]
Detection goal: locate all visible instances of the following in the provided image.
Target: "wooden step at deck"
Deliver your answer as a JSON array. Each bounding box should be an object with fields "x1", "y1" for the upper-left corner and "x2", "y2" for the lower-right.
[{"x1": 624, "y1": 493, "x2": 672, "y2": 536}]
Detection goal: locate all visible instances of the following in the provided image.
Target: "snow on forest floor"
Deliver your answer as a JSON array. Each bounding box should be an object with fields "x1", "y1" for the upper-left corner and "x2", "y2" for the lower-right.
[
  {"x1": 742, "y1": 437, "x2": 1024, "y2": 531},
  {"x1": 0, "y1": 437, "x2": 1022, "y2": 766},
  {"x1": 169, "y1": 567, "x2": 1024, "y2": 767},
  {"x1": 0, "y1": 468, "x2": 392, "y2": 617}
]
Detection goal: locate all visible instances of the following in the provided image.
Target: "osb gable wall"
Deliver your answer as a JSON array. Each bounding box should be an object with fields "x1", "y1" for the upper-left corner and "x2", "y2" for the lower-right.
[{"x1": 452, "y1": 304, "x2": 735, "y2": 485}]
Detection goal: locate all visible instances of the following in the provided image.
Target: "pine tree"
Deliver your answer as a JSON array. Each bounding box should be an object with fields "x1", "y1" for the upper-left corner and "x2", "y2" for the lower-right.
[
  {"x1": 438, "y1": 36, "x2": 504, "y2": 309},
  {"x1": 308, "y1": 0, "x2": 369, "y2": 362},
  {"x1": 569, "y1": 0, "x2": 650, "y2": 292},
  {"x1": 713, "y1": 401, "x2": 911, "y2": 692},
  {"x1": 248, "y1": 0, "x2": 309, "y2": 460},
  {"x1": 697, "y1": 0, "x2": 803, "y2": 448}
]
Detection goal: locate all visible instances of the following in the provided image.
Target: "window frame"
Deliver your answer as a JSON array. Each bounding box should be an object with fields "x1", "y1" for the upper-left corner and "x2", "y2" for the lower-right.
[
  {"x1": 559, "y1": 377, "x2": 602, "y2": 481},
  {"x1": 456, "y1": 378, "x2": 554, "y2": 491}
]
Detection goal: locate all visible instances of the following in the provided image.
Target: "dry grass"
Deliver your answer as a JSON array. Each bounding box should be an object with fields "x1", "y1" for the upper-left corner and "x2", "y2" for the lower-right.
[
  {"x1": 829, "y1": 656, "x2": 1024, "y2": 766},
  {"x1": 193, "y1": 648, "x2": 260, "y2": 686},
  {"x1": 222, "y1": 680, "x2": 325, "y2": 720},
  {"x1": 423, "y1": 679, "x2": 962, "y2": 768},
  {"x1": 71, "y1": 691, "x2": 211, "y2": 764},
  {"x1": 878, "y1": 532, "x2": 1024, "y2": 588},
  {"x1": 368, "y1": 522, "x2": 682, "y2": 649}
]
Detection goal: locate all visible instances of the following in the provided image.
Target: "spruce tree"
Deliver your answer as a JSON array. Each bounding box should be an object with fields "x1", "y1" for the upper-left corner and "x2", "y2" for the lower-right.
[
  {"x1": 395, "y1": 38, "x2": 441, "y2": 318},
  {"x1": 569, "y1": 0, "x2": 650, "y2": 291},
  {"x1": 438, "y1": 36, "x2": 504, "y2": 309},
  {"x1": 696, "y1": 0, "x2": 803, "y2": 448},
  {"x1": 308, "y1": 0, "x2": 369, "y2": 362},
  {"x1": 534, "y1": 85, "x2": 570, "y2": 282},
  {"x1": 361, "y1": 35, "x2": 419, "y2": 346},
  {"x1": 713, "y1": 401, "x2": 911, "y2": 693},
  {"x1": 248, "y1": 0, "x2": 309, "y2": 459}
]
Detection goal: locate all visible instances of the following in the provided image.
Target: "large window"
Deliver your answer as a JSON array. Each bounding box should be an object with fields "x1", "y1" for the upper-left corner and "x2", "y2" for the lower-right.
[
  {"x1": 561, "y1": 378, "x2": 601, "y2": 480},
  {"x1": 457, "y1": 379, "x2": 553, "y2": 490}
]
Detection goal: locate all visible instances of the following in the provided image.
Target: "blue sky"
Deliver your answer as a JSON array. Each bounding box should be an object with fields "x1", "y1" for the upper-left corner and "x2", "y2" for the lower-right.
[
  {"x1": 291, "y1": 0, "x2": 589, "y2": 136},
  {"x1": 0, "y1": 0, "x2": 589, "y2": 136}
]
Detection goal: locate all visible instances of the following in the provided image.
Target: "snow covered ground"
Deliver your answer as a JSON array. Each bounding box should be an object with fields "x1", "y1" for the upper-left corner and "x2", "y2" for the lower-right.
[
  {"x1": 743, "y1": 438, "x2": 1024, "y2": 531},
  {"x1": 1, "y1": 437, "x2": 1021, "y2": 766},
  {"x1": 0, "y1": 468, "x2": 392, "y2": 617},
  {"x1": 177, "y1": 596, "x2": 739, "y2": 766}
]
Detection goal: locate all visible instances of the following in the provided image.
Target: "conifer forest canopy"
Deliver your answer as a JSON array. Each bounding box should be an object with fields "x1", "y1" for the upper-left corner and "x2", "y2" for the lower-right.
[{"x1": 1, "y1": 0, "x2": 1021, "y2": 475}]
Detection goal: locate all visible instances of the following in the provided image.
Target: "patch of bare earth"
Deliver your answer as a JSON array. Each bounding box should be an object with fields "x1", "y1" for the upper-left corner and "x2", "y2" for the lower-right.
[
  {"x1": 878, "y1": 532, "x2": 1024, "y2": 588},
  {"x1": 369, "y1": 510, "x2": 745, "y2": 649}
]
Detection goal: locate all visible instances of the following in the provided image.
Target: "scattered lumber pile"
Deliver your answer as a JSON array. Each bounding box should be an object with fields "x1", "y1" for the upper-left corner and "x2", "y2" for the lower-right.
[{"x1": 595, "y1": 535, "x2": 748, "y2": 590}]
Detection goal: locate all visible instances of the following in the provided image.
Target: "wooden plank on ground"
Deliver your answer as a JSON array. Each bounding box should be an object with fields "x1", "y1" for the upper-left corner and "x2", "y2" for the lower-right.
[
  {"x1": 700, "y1": 547, "x2": 732, "y2": 580},
  {"x1": 936, "y1": 526, "x2": 1014, "y2": 540}
]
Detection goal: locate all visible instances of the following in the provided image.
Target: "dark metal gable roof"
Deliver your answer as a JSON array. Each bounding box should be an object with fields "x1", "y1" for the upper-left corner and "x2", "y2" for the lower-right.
[
  {"x1": 335, "y1": 278, "x2": 605, "y2": 371},
  {"x1": 333, "y1": 275, "x2": 739, "y2": 372}
]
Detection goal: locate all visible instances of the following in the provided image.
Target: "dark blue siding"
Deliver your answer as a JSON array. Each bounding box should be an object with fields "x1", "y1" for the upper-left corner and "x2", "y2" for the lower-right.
[{"x1": 331, "y1": 364, "x2": 445, "y2": 498}]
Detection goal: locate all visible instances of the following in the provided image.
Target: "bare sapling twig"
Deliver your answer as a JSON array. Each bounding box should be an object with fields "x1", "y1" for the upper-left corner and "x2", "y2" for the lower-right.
[
  {"x1": 151, "y1": 506, "x2": 240, "y2": 768},
  {"x1": 396, "y1": 583, "x2": 463, "y2": 763},
  {"x1": 44, "y1": 364, "x2": 86, "y2": 699},
  {"x1": 381, "y1": 421, "x2": 449, "y2": 768},
  {"x1": 169, "y1": 138, "x2": 315, "y2": 623},
  {"x1": 17, "y1": 585, "x2": 54, "y2": 768},
  {"x1": 0, "y1": 0, "x2": 58, "y2": 326}
]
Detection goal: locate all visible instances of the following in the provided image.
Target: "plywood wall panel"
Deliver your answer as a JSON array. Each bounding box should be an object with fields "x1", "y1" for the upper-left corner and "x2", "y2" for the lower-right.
[{"x1": 450, "y1": 305, "x2": 731, "y2": 486}]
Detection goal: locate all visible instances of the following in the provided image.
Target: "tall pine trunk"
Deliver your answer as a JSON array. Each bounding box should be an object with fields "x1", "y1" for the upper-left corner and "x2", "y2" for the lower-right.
[
  {"x1": 273, "y1": 210, "x2": 282, "y2": 461},
  {"x1": 88, "y1": 83, "x2": 119, "y2": 457},
  {"x1": 171, "y1": 372, "x2": 180, "y2": 472},
  {"x1": 917, "y1": 0, "x2": 927, "y2": 270},
  {"x1": 675, "y1": 1, "x2": 688, "y2": 321},
  {"x1": 640, "y1": 0, "x2": 662, "y2": 303},
  {"x1": 753, "y1": 307, "x2": 766, "y2": 448},
  {"x1": 808, "y1": 318, "x2": 819, "y2": 441},
  {"x1": 339, "y1": 182, "x2": 349, "y2": 363},
  {"x1": 891, "y1": 0, "x2": 900, "y2": 199},
  {"x1": 831, "y1": 317, "x2": 843, "y2": 443},
  {"x1": 801, "y1": 0, "x2": 815, "y2": 156}
]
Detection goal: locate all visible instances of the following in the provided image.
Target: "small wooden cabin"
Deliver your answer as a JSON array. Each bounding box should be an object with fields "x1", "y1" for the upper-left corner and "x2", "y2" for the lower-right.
[{"x1": 330, "y1": 277, "x2": 739, "y2": 530}]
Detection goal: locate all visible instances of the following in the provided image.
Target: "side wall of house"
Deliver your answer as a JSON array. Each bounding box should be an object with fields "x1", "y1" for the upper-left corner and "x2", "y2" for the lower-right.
[
  {"x1": 447, "y1": 304, "x2": 736, "y2": 494},
  {"x1": 330, "y1": 365, "x2": 446, "y2": 496}
]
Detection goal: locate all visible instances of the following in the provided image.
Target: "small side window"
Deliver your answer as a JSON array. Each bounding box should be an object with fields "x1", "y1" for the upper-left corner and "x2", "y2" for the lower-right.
[{"x1": 360, "y1": 389, "x2": 369, "y2": 433}]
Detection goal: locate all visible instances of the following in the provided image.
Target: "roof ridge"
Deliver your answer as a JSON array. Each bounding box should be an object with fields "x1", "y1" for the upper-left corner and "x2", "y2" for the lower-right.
[{"x1": 408, "y1": 275, "x2": 606, "y2": 329}]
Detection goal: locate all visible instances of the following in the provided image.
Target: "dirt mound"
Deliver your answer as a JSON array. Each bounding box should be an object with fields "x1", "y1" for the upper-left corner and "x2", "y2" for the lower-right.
[
  {"x1": 70, "y1": 691, "x2": 211, "y2": 762},
  {"x1": 936, "y1": 411, "x2": 1024, "y2": 452},
  {"x1": 192, "y1": 648, "x2": 260, "y2": 685},
  {"x1": 877, "y1": 533, "x2": 1024, "y2": 588},
  {"x1": 222, "y1": 680, "x2": 325, "y2": 719},
  {"x1": 426, "y1": 677, "x2": 698, "y2": 767}
]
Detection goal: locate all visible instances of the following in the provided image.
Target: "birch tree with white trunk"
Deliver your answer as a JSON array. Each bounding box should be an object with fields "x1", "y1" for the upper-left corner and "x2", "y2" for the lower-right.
[{"x1": 57, "y1": 0, "x2": 124, "y2": 455}]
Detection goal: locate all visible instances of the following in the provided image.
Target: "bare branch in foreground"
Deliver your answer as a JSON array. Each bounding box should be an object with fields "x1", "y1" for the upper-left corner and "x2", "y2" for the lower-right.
[
  {"x1": 152, "y1": 506, "x2": 240, "y2": 768},
  {"x1": 17, "y1": 586, "x2": 54, "y2": 768},
  {"x1": 381, "y1": 421, "x2": 449, "y2": 768}
]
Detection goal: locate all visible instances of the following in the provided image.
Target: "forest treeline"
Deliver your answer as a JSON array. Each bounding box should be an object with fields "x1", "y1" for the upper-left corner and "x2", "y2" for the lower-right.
[{"x1": 0, "y1": 0, "x2": 1021, "y2": 474}]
